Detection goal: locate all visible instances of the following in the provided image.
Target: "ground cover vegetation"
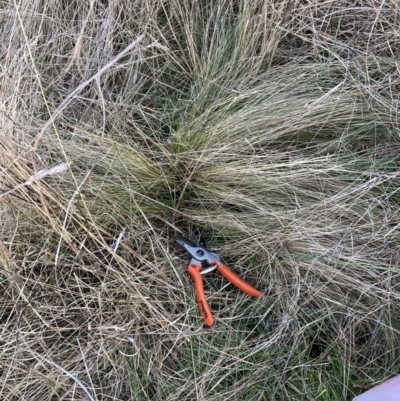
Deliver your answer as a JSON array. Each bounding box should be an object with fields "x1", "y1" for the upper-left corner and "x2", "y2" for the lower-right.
[{"x1": 1, "y1": 0, "x2": 400, "y2": 400}]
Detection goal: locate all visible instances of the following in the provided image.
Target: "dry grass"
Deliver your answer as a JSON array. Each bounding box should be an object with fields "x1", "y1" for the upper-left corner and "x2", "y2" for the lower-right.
[{"x1": 1, "y1": 1, "x2": 400, "y2": 400}]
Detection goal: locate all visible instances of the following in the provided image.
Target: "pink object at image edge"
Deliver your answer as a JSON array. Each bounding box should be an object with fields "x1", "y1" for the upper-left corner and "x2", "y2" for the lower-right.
[{"x1": 353, "y1": 374, "x2": 400, "y2": 401}]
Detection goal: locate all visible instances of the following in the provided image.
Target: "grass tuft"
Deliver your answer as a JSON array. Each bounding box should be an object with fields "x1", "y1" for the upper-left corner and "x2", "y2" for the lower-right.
[{"x1": 1, "y1": 1, "x2": 400, "y2": 400}]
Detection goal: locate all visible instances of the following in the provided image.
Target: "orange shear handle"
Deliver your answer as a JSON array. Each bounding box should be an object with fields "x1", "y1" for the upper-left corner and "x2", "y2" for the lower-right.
[
  {"x1": 215, "y1": 262, "x2": 264, "y2": 298},
  {"x1": 186, "y1": 263, "x2": 214, "y2": 327}
]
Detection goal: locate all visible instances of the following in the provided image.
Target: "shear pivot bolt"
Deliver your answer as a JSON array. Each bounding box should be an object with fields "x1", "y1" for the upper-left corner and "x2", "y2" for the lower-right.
[{"x1": 196, "y1": 250, "x2": 204, "y2": 257}]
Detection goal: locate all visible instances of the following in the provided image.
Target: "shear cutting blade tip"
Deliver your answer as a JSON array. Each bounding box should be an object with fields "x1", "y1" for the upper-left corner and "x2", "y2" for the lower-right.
[{"x1": 172, "y1": 235, "x2": 196, "y2": 247}]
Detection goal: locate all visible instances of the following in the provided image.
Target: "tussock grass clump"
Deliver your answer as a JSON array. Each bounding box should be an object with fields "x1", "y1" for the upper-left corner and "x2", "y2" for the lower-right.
[{"x1": 1, "y1": 1, "x2": 400, "y2": 400}]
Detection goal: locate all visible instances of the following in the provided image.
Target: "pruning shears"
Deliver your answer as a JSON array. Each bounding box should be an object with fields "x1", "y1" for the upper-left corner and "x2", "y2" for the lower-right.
[{"x1": 173, "y1": 234, "x2": 264, "y2": 326}]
